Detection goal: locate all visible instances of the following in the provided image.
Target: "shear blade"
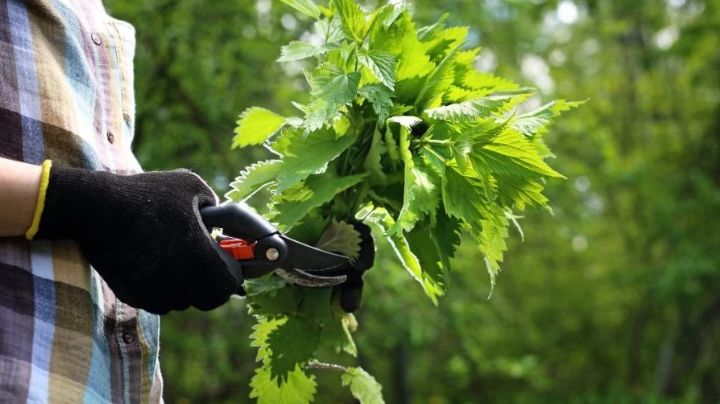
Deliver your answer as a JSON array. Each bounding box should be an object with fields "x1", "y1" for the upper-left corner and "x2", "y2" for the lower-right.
[
  {"x1": 281, "y1": 235, "x2": 349, "y2": 272},
  {"x1": 276, "y1": 268, "x2": 347, "y2": 288}
]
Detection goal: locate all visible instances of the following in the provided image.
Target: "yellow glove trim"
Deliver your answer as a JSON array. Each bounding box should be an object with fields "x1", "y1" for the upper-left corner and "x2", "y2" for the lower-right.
[{"x1": 25, "y1": 160, "x2": 53, "y2": 241}]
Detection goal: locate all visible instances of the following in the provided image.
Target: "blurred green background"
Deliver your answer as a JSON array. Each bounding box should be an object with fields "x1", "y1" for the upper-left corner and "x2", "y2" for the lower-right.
[{"x1": 105, "y1": 0, "x2": 720, "y2": 402}]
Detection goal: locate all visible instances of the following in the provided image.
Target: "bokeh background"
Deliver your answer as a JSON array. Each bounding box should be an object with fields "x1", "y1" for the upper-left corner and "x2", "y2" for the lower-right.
[{"x1": 104, "y1": 0, "x2": 720, "y2": 402}]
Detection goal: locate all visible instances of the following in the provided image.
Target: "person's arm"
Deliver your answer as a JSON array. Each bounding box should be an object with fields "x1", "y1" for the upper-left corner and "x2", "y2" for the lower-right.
[{"x1": 0, "y1": 157, "x2": 43, "y2": 237}]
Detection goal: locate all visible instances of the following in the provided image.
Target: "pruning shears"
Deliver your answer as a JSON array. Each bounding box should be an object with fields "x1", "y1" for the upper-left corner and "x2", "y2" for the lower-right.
[{"x1": 200, "y1": 204, "x2": 349, "y2": 287}]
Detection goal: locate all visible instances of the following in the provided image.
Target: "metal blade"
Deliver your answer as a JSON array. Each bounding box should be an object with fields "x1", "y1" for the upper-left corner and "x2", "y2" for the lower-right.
[
  {"x1": 276, "y1": 268, "x2": 347, "y2": 288},
  {"x1": 280, "y1": 235, "x2": 349, "y2": 272}
]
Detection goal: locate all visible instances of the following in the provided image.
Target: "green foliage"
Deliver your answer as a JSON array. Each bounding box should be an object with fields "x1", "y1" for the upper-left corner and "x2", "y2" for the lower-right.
[
  {"x1": 228, "y1": 0, "x2": 574, "y2": 401},
  {"x1": 233, "y1": 108, "x2": 288, "y2": 148},
  {"x1": 341, "y1": 367, "x2": 385, "y2": 404}
]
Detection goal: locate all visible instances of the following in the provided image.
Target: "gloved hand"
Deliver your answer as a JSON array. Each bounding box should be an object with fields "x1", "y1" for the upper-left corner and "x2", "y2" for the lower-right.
[
  {"x1": 334, "y1": 221, "x2": 374, "y2": 313},
  {"x1": 29, "y1": 161, "x2": 242, "y2": 314}
]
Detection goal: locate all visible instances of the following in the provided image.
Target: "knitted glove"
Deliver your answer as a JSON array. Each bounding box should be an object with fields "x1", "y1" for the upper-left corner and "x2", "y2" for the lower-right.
[
  {"x1": 28, "y1": 161, "x2": 242, "y2": 314},
  {"x1": 335, "y1": 221, "x2": 375, "y2": 313}
]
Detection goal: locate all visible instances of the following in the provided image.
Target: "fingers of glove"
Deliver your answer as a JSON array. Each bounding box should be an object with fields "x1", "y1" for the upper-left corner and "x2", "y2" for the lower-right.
[
  {"x1": 350, "y1": 222, "x2": 375, "y2": 272},
  {"x1": 187, "y1": 251, "x2": 240, "y2": 311},
  {"x1": 339, "y1": 281, "x2": 364, "y2": 313}
]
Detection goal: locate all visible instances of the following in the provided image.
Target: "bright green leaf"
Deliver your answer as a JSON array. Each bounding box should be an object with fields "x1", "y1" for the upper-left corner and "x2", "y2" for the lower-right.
[
  {"x1": 280, "y1": 0, "x2": 321, "y2": 19},
  {"x1": 278, "y1": 41, "x2": 330, "y2": 62},
  {"x1": 250, "y1": 365, "x2": 317, "y2": 404},
  {"x1": 360, "y1": 49, "x2": 397, "y2": 90},
  {"x1": 274, "y1": 174, "x2": 365, "y2": 229},
  {"x1": 342, "y1": 367, "x2": 385, "y2": 404},
  {"x1": 275, "y1": 128, "x2": 357, "y2": 191},
  {"x1": 226, "y1": 160, "x2": 282, "y2": 202},
  {"x1": 332, "y1": 0, "x2": 368, "y2": 43},
  {"x1": 233, "y1": 107, "x2": 287, "y2": 148}
]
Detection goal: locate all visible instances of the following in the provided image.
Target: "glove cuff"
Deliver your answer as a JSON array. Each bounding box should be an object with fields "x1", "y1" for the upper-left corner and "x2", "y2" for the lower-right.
[{"x1": 25, "y1": 160, "x2": 53, "y2": 241}]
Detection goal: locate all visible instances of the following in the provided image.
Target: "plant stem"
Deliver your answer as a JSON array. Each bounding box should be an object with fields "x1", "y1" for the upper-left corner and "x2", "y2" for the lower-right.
[{"x1": 307, "y1": 361, "x2": 348, "y2": 373}]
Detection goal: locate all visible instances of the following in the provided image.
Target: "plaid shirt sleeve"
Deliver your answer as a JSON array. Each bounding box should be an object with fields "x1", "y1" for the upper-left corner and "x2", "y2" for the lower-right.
[{"x1": 0, "y1": 0, "x2": 163, "y2": 402}]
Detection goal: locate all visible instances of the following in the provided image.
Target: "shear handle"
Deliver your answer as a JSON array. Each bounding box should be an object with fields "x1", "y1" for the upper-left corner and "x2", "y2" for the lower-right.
[{"x1": 200, "y1": 204, "x2": 277, "y2": 242}]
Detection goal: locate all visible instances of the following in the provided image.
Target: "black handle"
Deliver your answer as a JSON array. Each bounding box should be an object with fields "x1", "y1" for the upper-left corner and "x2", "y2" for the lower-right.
[{"x1": 200, "y1": 204, "x2": 277, "y2": 242}]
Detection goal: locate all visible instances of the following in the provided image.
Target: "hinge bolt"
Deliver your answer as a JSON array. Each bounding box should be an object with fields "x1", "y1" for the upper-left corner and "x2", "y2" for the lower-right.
[{"x1": 266, "y1": 248, "x2": 280, "y2": 261}]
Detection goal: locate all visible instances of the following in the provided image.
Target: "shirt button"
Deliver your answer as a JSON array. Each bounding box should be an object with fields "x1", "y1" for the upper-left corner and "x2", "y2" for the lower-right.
[
  {"x1": 122, "y1": 330, "x2": 135, "y2": 344},
  {"x1": 91, "y1": 33, "x2": 102, "y2": 46},
  {"x1": 106, "y1": 130, "x2": 115, "y2": 144}
]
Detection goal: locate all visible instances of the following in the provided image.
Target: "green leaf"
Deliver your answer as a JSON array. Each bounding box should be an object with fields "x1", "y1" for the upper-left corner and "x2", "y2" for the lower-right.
[
  {"x1": 441, "y1": 167, "x2": 485, "y2": 221},
  {"x1": 275, "y1": 128, "x2": 357, "y2": 191},
  {"x1": 406, "y1": 220, "x2": 448, "y2": 292},
  {"x1": 359, "y1": 85, "x2": 393, "y2": 122},
  {"x1": 278, "y1": 41, "x2": 330, "y2": 62},
  {"x1": 250, "y1": 316, "x2": 286, "y2": 363},
  {"x1": 267, "y1": 316, "x2": 321, "y2": 381},
  {"x1": 304, "y1": 68, "x2": 361, "y2": 131},
  {"x1": 342, "y1": 367, "x2": 385, "y2": 404},
  {"x1": 315, "y1": 220, "x2": 362, "y2": 262},
  {"x1": 274, "y1": 174, "x2": 365, "y2": 229},
  {"x1": 226, "y1": 160, "x2": 282, "y2": 202},
  {"x1": 332, "y1": 0, "x2": 368, "y2": 43},
  {"x1": 363, "y1": 127, "x2": 388, "y2": 183},
  {"x1": 233, "y1": 107, "x2": 287, "y2": 148},
  {"x1": 280, "y1": 0, "x2": 321, "y2": 19},
  {"x1": 250, "y1": 365, "x2": 317, "y2": 404},
  {"x1": 476, "y1": 204, "x2": 511, "y2": 291},
  {"x1": 360, "y1": 49, "x2": 397, "y2": 90},
  {"x1": 389, "y1": 125, "x2": 439, "y2": 234},
  {"x1": 472, "y1": 128, "x2": 565, "y2": 179},
  {"x1": 512, "y1": 99, "x2": 585, "y2": 137},
  {"x1": 424, "y1": 96, "x2": 510, "y2": 123},
  {"x1": 365, "y1": 207, "x2": 443, "y2": 303},
  {"x1": 415, "y1": 50, "x2": 458, "y2": 110}
]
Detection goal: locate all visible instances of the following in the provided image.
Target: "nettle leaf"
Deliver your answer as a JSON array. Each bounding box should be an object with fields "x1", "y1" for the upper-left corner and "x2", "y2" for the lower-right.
[
  {"x1": 274, "y1": 173, "x2": 365, "y2": 229},
  {"x1": 280, "y1": 0, "x2": 321, "y2": 19},
  {"x1": 278, "y1": 41, "x2": 331, "y2": 62},
  {"x1": 267, "y1": 316, "x2": 321, "y2": 381},
  {"x1": 250, "y1": 316, "x2": 286, "y2": 363},
  {"x1": 424, "y1": 96, "x2": 510, "y2": 123},
  {"x1": 441, "y1": 167, "x2": 485, "y2": 222},
  {"x1": 226, "y1": 160, "x2": 282, "y2": 202},
  {"x1": 332, "y1": 0, "x2": 368, "y2": 43},
  {"x1": 342, "y1": 367, "x2": 385, "y2": 404},
  {"x1": 389, "y1": 125, "x2": 439, "y2": 234},
  {"x1": 304, "y1": 68, "x2": 361, "y2": 131},
  {"x1": 359, "y1": 49, "x2": 397, "y2": 90},
  {"x1": 472, "y1": 127, "x2": 564, "y2": 179},
  {"x1": 316, "y1": 220, "x2": 362, "y2": 261},
  {"x1": 512, "y1": 99, "x2": 585, "y2": 137},
  {"x1": 250, "y1": 365, "x2": 317, "y2": 404},
  {"x1": 359, "y1": 85, "x2": 393, "y2": 122},
  {"x1": 363, "y1": 127, "x2": 388, "y2": 183},
  {"x1": 365, "y1": 207, "x2": 444, "y2": 303},
  {"x1": 274, "y1": 128, "x2": 357, "y2": 191},
  {"x1": 423, "y1": 26, "x2": 469, "y2": 61},
  {"x1": 477, "y1": 204, "x2": 511, "y2": 290},
  {"x1": 233, "y1": 107, "x2": 287, "y2": 148}
]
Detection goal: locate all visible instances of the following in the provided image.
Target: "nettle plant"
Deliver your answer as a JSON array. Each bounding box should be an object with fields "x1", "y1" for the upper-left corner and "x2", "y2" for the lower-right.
[{"x1": 228, "y1": 0, "x2": 580, "y2": 402}]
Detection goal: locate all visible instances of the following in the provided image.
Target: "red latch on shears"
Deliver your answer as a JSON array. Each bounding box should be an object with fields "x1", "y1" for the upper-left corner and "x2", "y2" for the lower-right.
[{"x1": 219, "y1": 238, "x2": 256, "y2": 260}]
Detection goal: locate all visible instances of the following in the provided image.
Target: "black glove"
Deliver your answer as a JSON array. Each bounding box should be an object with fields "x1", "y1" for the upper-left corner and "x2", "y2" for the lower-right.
[
  {"x1": 34, "y1": 164, "x2": 242, "y2": 314},
  {"x1": 334, "y1": 221, "x2": 374, "y2": 313}
]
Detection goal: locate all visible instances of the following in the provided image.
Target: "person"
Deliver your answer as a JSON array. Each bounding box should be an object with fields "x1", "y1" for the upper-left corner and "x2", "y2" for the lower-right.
[{"x1": 0, "y1": 1, "x2": 372, "y2": 402}]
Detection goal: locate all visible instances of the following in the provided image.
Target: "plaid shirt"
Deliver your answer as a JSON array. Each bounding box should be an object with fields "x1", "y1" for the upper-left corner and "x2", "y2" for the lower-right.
[{"x1": 0, "y1": 0, "x2": 163, "y2": 402}]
